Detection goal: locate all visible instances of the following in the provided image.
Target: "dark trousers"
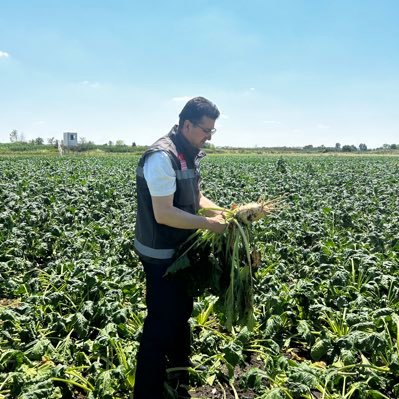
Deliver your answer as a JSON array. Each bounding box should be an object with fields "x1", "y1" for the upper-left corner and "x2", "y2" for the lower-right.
[{"x1": 134, "y1": 258, "x2": 194, "y2": 399}]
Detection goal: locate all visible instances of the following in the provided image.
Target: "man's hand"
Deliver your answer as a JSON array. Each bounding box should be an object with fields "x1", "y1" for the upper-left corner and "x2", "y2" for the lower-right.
[
  {"x1": 199, "y1": 192, "x2": 224, "y2": 216},
  {"x1": 151, "y1": 194, "x2": 227, "y2": 232},
  {"x1": 206, "y1": 214, "x2": 227, "y2": 233}
]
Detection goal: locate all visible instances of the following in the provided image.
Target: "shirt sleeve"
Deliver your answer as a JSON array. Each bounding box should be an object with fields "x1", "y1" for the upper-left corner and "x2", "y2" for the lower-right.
[{"x1": 143, "y1": 151, "x2": 176, "y2": 196}]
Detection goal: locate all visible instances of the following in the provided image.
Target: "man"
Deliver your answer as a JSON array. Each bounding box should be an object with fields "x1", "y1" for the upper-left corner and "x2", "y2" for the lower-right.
[{"x1": 133, "y1": 97, "x2": 226, "y2": 399}]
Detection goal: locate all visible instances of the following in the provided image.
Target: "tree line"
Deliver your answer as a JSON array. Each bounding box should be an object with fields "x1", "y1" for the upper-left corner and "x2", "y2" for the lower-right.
[{"x1": 5, "y1": 129, "x2": 399, "y2": 153}]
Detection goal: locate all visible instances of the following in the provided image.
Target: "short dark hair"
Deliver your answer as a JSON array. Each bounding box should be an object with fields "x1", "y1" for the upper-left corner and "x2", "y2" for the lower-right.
[{"x1": 178, "y1": 96, "x2": 220, "y2": 130}]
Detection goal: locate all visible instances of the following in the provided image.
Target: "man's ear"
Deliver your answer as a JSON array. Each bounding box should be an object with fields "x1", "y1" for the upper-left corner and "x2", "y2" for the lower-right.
[{"x1": 182, "y1": 120, "x2": 191, "y2": 133}]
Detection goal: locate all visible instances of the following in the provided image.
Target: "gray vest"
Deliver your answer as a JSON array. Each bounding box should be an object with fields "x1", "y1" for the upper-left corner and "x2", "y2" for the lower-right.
[{"x1": 134, "y1": 126, "x2": 205, "y2": 260}]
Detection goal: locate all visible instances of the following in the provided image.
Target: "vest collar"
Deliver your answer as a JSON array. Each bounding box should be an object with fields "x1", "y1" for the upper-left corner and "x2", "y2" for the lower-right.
[{"x1": 169, "y1": 125, "x2": 206, "y2": 162}]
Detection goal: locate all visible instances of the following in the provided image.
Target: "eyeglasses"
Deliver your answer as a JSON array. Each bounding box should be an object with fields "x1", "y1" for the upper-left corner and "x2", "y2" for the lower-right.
[{"x1": 191, "y1": 122, "x2": 217, "y2": 135}]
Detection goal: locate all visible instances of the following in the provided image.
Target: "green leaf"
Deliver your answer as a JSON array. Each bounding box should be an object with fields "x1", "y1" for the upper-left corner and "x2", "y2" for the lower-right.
[
  {"x1": 164, "y1": 254, "x2": 191, "y2": 275},
  {"x1": 310, "y1": 339, "x2": 330, "y2": 361}
]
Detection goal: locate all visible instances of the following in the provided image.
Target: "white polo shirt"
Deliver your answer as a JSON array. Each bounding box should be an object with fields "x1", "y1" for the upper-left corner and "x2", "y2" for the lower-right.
[{"x1": 143, "y1": 151, "x2": 176, "y2": 197}]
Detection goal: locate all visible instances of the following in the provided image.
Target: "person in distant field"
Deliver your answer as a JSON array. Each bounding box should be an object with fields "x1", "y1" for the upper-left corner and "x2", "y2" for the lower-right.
[{"x1": 133, "y1": 96, "x2": 226, "y2": 399}]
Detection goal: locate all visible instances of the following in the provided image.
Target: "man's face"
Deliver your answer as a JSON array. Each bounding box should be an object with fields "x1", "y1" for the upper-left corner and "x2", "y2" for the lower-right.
[{"x1": 182, "y1": 116, "x2": 216, "y2": 149}]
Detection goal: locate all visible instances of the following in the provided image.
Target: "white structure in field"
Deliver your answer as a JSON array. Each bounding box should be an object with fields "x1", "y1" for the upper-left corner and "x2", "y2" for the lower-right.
[{"x1": 63, "y1": 132, "x2": 78, "y2": 147}]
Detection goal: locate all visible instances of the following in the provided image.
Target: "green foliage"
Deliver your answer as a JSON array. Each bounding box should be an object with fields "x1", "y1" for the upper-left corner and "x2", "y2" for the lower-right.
[{"x1": 0, "y1": 154, "x2": 398, "y2": 398}]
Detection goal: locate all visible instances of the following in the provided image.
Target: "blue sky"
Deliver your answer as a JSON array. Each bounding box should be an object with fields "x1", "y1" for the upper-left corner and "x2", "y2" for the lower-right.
[{"x1": 1, "y1": 0, "x2": 398, "y2": 148}]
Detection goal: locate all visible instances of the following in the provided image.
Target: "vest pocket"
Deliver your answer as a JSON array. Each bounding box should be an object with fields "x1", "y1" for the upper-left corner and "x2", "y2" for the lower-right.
[
  {"x1": 174, "y1": 190, "x2": 194, "y2": 206},
  {"x1": 175, "y1": 179, "x2": 197, "y2": 206}
]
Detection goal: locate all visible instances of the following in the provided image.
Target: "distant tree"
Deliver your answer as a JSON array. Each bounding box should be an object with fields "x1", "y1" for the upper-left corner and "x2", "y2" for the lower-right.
[
  {"x1": 79, "y1": 137, "x2": 87, "y2": 145},
  {"x1": 34, "y1": 137, "x2": 44, "y2": 145},
  {"x1": 341, "y1": 145, "x2": 350, "y2": 152},
  {"x1": 108, "y1": 140, "x2": 113, "y2": 146},
  {"x1": 342, "y1": 144, "x2": 357, "y2": 152},
  {"x1": 359, "y1": 143, "x2": 367, "y2": 151},
  {"x1": 303, "y1": 145, "x2": 313, "y2": 150},
  {"x1": 382, "y1": 144, "x2": 391, "y2": 150},
  {"x1": 116, "y1": 139, "x2": 125, "y2": 146},
  {"x1": 10, "y1": 129, "x2": 18, "y2": 142},
  {"x1": 132, "y1": 142, "x2": 137, "y2": 147},
  {"x1": 47, "y1": 137, "x2": 56, "y2": 145},
  {"x1": 335, "y1": 143, "x2": 341, "y2": 151},
  {"x1": 390, "y1": 144, "x2": 397, "y2": 150}
]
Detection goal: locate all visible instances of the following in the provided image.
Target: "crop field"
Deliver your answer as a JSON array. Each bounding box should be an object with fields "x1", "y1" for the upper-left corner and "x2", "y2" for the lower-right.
[{"x1": 0, "y1": 155, "x2": 398, "y2": 399}]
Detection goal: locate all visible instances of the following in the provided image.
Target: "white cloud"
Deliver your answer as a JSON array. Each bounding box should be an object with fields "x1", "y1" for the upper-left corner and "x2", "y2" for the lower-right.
[
  {"x1": 243, "y1": 88, "x2": 257, "y2": 96},
  {"x1": 317, "y1": 124, "x2": 331, "y2": 129},
  {"x1": 0, "y1": 51, "x2": 10, "y2": 58},
  {"x1": 263, "y1": 120, "x2": 281, "y2": 125},
  {"x1": 171, "y1": 96, "x2": 192, "y2": 103},
  {"x1": 80, "y1": 80, "x2": 100, "y2": 88}
]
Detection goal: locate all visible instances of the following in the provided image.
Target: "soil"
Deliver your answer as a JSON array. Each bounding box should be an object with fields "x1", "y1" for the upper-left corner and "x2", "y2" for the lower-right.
[
  {"x1": 188, "y1": 354, "x2": 263, "y2": 399},
  {"x1": 190, "y1": 383, "x2": 257, "y2": 399}
]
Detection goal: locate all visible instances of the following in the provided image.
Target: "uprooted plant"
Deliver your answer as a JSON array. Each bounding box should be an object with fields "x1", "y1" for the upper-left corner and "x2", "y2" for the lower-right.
[{"x1": 165, "y1": 198, "x2": 283, "y2": 331}]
